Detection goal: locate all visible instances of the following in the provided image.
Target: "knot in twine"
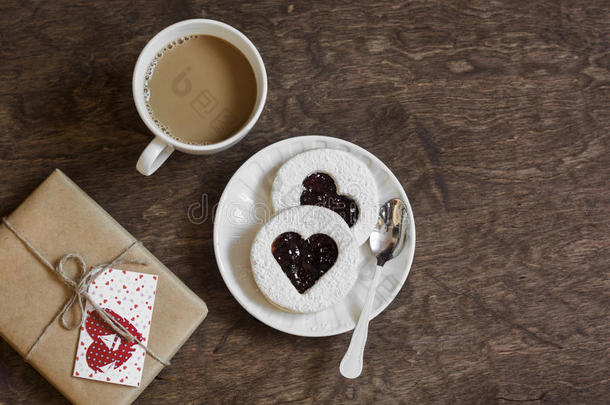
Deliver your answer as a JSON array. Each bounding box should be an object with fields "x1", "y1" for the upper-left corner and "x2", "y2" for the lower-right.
[{"x1": 2, "y1": 217, "x2": 170, "y2": 367}]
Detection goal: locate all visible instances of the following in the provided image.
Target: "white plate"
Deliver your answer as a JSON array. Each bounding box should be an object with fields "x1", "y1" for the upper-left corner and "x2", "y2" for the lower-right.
[{"x1": 213, "y1": 136, "x2": 416, "y2": 337}]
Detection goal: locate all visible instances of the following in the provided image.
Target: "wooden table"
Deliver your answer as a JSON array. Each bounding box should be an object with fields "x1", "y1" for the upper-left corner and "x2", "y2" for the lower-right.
[{"x1": 1, "y1": 1, "x2": 608, "y2": 403}]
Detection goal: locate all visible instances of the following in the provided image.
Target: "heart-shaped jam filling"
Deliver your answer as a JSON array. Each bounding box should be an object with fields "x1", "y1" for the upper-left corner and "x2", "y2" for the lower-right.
[
  {"x1": 300, "y1": 172, "x2": 359, "y2": 227},
  {"x1": 271, "y1": 232, "x2": 338, "y2": 293}
]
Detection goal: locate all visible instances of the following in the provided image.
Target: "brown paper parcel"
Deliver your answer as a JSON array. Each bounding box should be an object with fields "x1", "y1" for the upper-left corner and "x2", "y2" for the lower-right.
[{"x1": 0, "y1": 169, "x2": 208, "y2": 405}]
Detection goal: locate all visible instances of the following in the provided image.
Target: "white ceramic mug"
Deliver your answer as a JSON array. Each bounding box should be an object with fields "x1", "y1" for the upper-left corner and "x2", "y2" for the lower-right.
[{"x1": 133, "y1": 19, "x2": 267, "y2": 175}]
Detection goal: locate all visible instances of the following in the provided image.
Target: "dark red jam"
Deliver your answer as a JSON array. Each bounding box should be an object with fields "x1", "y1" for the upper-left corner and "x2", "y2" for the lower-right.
[
  {"x1": 300, "y1": 172, "x2": 359, "y2": 227},
  {"x1": 271, "y1": 232, "x2": 338, "y2": 294}
]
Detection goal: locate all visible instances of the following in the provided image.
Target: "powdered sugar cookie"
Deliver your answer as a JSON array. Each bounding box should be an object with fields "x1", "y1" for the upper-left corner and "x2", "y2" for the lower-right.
[
  {"x1": 250, "y1": 205, "x2": 358, "y2": 313},
  {"x1": 271, "y1": 148, "x2": 378, "y2": 245}
]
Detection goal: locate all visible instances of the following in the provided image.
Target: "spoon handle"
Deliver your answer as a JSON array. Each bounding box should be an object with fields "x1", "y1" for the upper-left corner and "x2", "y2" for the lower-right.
[{"x1": 340, "y1": 265, "x2": 383, "y2": 379}]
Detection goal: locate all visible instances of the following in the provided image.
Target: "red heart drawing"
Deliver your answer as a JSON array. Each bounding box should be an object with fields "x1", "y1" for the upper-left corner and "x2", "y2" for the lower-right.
[{"x1": 85, "y1": 308, "x2": 142, "y2": 373}]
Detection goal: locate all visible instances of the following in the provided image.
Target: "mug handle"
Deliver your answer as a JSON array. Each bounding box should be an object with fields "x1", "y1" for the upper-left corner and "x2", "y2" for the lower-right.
[{"x1": 136, "y1": 137, "x2": 174, "y2": 176}]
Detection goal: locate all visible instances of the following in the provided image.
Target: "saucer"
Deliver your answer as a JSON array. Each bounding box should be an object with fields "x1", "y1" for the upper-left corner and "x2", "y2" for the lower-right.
[{"x1": 213, "y1": 136, "x2": 416, "y2": 337}]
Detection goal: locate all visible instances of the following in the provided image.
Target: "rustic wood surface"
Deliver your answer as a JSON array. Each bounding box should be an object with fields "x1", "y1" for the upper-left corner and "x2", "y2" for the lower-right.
[{"x1": 1, "y1": 0, "x2": 609, "y2": 403}]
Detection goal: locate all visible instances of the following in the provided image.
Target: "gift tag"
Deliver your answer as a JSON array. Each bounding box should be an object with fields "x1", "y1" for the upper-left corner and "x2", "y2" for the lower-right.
[{"x1": 73, "y1": 268, "x2": 158, "y2": 387}]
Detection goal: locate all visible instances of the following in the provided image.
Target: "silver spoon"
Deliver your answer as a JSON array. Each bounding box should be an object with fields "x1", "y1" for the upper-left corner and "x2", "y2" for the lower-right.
[{"x1": 340, "y1": 198, "x2": 408, "y2": 379}]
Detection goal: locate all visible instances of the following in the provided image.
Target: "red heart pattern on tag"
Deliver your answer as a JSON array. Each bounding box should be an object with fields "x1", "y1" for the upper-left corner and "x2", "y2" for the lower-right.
[{"x1": 85, "y1": 308, "x2": 142, "y2": 373}]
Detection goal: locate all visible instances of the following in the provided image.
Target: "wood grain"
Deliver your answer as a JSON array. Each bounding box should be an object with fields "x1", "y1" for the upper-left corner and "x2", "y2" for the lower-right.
[{"x1": 1, "y1": 0, "x2": 609, "y2": 403}]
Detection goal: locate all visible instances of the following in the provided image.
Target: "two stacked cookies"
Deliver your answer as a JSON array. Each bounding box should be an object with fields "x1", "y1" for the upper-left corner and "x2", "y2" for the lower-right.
[{"x1": 250, "y1": 149, "x2": 379, "y2": 313}]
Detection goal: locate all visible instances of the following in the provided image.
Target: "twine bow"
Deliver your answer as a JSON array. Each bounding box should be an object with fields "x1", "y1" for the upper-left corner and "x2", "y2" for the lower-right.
[{"x1": 2, "y1": 217, "x2": 170, "y2": 367}]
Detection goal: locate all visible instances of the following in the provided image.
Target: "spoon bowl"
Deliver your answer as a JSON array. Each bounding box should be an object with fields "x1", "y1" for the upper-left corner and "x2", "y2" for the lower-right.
[{"x1": 369, "y1": 199, "x2": 408, "y2": 266}]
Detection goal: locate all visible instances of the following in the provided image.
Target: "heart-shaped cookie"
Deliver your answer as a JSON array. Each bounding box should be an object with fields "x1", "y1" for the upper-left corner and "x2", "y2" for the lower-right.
[
  {"x1": 300, "y1": 173, "x2": 359, "y2": 227},
  {"x1": 272, "y1": 231, "x2": 338, "y2": 293},
  {"x1": 272, "y1": 148, "x2": 378, "y2": 245},
  {"x1": 250, "y1": 205, "x2": 358, "y2": 313}
]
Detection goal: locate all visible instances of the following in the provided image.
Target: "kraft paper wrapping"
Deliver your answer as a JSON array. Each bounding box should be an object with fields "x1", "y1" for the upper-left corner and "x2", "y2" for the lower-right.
[{"x1": 0, "y1": 169, "x2": 208, "y2": 405}]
